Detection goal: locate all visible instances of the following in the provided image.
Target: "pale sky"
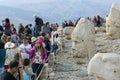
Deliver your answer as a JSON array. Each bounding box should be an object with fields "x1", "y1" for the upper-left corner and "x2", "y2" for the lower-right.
[
  {"x1": 0, "y1": 0, "x2": 120, "y2": 25},
  {"x1": 0, "y1": 0, "x2": 119, "y2": 9},
  {"x1": 0, "y1": 0, "x2": 120, "y2": 5}
]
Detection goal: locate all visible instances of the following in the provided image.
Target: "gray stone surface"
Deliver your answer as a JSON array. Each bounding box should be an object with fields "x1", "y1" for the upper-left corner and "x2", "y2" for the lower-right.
[{"x1": 55, "y1": 27, "x2": 120, "y2": 80}]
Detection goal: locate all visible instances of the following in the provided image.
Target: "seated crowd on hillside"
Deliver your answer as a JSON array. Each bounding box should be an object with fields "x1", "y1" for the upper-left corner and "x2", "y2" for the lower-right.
[{"x1": 0, "y1": 16, "x2": 61, "y2": 80}]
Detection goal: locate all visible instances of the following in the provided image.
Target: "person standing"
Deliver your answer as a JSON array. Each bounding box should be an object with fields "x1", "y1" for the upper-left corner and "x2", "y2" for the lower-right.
[
  {"x1": 44, "y1": 33, "x2": 51, "y2": 58},
  {"x1": 68, "y1": 20, "x2": 74, "y2": 26},
  {"x1": 19, "y1": 37, "x2": 32, "y2": 60},
  {"x1": 0, "y1": 34, "x2": 6, "y2": 76},
  {"x1": 26, "y1": 39, "x2": 47, "y2": 76},
  {"x1": 51, "y1": 33, "x2": 60, "y2": 55},
  {"x1": 4, "y1": 37, "x2": 18, "y2": 70},
  {"x1": 18, "y1": 23, "x2": 24, "y2": 34},
  {"x1": 1, "y1": 60, "x2": 19, "y2": 80},
  {"x1": 10, "y1": 24, "x2": 16, "y2": 34},
  {"x1": 34, "y1": 16, "x2": 43, "y2": 37},
  {"x1": 24, "y1": 25, "x2": 32, "y2": 36},
  {"x1": 93, "y1": 16, "x2": 97, "y2": 26},
  {"x1": 0, "y1": 25, "x2": 4, "y2": 42},
  {"x1": 3, "y1": 18, "x2": 12, "y2": 36},
  {"x1": 97, "y1": 15, "x2": 101, "y2": 27},
  {"x1": 29, "y1": 24, "x2": 34, "y2": 36}
]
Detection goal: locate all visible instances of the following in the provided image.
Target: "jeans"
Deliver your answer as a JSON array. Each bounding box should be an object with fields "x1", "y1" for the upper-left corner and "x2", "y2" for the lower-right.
[
  {"x1": 0, "y1": 49, "x2": 6, "y2": 68},
  {"x1": 51, "y1": 45, "x2": 58, "y2": 55},
  {"x1": 0, "y1": 68, "x2": 4, "y2": 79}
]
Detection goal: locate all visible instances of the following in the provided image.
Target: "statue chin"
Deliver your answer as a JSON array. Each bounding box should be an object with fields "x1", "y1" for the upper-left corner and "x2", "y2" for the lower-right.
[{"x1": 96, "y1": 77, "x2": 105, "y2": 80}]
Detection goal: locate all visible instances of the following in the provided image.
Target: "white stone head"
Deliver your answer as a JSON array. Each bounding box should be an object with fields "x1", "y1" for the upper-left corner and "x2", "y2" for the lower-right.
[{"x1": 88, "y1": 53, "x2": 120, "y2": 80}]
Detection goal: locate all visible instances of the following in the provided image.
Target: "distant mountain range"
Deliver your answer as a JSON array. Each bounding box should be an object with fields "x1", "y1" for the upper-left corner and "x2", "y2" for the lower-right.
[
  {"x1": 0, "y1": 5, "x2": 34, "y2": 27},
  {"x1": 0, "y1": 0, "x2": 120, "y2": 27}
]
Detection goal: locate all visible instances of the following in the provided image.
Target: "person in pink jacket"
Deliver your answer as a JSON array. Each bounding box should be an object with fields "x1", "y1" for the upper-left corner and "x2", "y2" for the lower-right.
[{"x1": 26, "y1": 39, "x2": 47, "y2": 76}]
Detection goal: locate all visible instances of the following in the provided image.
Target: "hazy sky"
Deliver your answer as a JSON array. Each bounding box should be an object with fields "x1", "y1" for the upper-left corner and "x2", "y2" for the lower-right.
[
  {"x1": 0, "y1": 0, "x2": 120, "y2": 6},
  {"x1": 0, "y1": 0, "x2": 120, "y2": 18},
  {"x1": 0, "y1": 0, "x2": 55, "y2": 5},
  {"x1": 0, "y1": 0, "x2": 120, "y2": 25},
  {"x1": 0, "y1": 0, "x2": 120, "y2": 11}
]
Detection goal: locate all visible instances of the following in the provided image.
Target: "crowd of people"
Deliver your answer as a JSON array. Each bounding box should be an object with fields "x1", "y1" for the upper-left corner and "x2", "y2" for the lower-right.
[
  {"x1": 92, "y1": 15, "x2": 105, "y2": 27},
  {"x1": 62, "y1": 15, "x2": 105, "y2": 28},
  {"x1": 0, "y1": 16, "x2": 61, "y2": 80}
]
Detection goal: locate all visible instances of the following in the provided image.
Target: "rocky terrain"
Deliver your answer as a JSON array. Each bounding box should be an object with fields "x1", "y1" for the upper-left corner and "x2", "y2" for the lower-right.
[{"x1": 54, "y1": 26, "x2": 120, "y2": 80}]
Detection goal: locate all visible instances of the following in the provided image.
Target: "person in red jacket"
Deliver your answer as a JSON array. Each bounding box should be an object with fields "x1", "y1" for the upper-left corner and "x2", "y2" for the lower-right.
[{"x1": 68, "y1": 20, "x2": 74, "y2": 26}]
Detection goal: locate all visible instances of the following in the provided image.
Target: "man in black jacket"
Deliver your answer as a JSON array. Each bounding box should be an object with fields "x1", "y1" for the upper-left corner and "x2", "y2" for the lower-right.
[
  {"x1": 1, "y1": 60, "x2": 19, "y2": 80},
  {"x1": 44, "y1": 33, "x2": 51, "y2": 58},
  {"x1": 34, "y1": 15, "x2": 43, "y2": 37}
]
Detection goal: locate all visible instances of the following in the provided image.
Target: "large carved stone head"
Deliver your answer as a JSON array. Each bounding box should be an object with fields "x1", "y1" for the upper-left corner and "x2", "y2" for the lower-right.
[{"x1": 88, "y1": 53, "x2": 120, "y2": 80}]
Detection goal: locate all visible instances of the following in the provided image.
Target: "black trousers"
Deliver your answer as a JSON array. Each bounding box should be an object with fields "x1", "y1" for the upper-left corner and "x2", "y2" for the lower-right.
[
  {"x1": 32, "y1": 63, "x2": 44, "y2": 76},
  {"x1": 47, "y1": 52, "x2": 50, "y2": 59}
]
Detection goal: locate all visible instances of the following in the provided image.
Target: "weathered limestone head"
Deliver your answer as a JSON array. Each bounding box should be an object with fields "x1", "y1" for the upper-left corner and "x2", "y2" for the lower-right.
[
  {"x1": 71, "y1": 18, "x2": 95, "y2": 42},
  {"x1": 57, "y1": 27, "x2": 63, "y2": 34},
  {"x1": 106, "y1": 4, "x2": 120, "y2": 39},
  {"x1": 63, "y1": 27, "x2": 74, "y2": 40},
  {"x1": 71, "y1": 18, "x2": 96, "y2": 59},
  {"x1": 88, "y1": 53, "x2": 120, "y2": 80}
]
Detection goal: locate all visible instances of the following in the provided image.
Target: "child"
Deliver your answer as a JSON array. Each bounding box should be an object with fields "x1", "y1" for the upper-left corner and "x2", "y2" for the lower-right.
[{"x1": 23, "y1": 58, "x2": 35, "y2": 80}]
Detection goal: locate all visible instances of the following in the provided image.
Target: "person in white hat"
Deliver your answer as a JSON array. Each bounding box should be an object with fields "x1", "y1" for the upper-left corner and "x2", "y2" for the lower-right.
[
  {"x1": 4, "y1": 37, "x2": 18, "y2": 70},
  {"x1": 31, "y1": 37, "x2": 37, "y2": 43},
  {"x1": 31, "y1": 37, "x2": 37, "y2": 47},
  {"x1": 5, "y1": 42, "x2": 15, "y2": 49}
]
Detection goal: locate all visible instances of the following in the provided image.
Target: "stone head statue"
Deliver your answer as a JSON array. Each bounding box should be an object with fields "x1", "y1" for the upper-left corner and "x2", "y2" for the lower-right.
[{"x1": 88, "y1": 53, "x2": 120, "y2": 80}]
